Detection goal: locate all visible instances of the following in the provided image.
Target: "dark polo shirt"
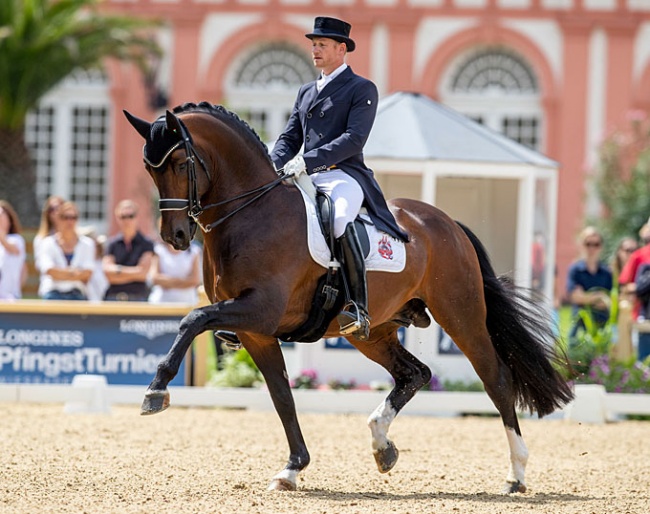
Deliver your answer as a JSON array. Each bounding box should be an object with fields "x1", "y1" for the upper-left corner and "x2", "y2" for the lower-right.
[{"x1": 104, "y1": 231, "x2": 154, "y2": 301}]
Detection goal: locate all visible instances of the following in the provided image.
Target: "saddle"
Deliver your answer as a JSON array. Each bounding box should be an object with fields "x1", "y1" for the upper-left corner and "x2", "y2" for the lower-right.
[
  {"x1": 278, "y1": 191, "x2": 369, "y2": 343},
  {"x1": 216, "y1": 191, "x2": 368, "y2": 348}
]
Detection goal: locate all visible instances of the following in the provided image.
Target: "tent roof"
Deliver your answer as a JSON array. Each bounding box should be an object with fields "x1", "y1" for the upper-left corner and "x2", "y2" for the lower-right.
[{"x1": 365, "y1": 91, "x2": 557, "y2": 167}]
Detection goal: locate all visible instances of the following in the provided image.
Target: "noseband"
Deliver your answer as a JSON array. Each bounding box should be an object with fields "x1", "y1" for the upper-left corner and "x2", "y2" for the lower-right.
[{"x1": 147, "y1": 117, "x2": 288, "y2": 234}]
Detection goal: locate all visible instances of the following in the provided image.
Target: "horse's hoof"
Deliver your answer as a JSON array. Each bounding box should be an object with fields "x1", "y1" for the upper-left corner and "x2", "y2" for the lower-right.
[
  {"x1": 502, "y1": 480, "x2": 526, "y2": 494},
  {"x1": 268, "y1": 478, "x2": 296, "y2": 491},
  {"x1": 141, "y1": 389, "x2": 170, "y2": 415},
  {"x1": 373, "y1": 441, "x2": 399, "y2": 473}
]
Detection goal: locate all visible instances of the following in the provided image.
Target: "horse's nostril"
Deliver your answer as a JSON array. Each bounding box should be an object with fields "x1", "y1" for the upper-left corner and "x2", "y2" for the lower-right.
[{"x1": 175, "y1": 230, "x2": 185, "y2": 243}]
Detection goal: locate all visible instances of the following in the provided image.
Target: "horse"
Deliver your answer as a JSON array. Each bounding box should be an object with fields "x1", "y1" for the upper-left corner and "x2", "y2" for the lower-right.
[{"x1": 124, "y1": 102, "x2": 574, "y2": 494}]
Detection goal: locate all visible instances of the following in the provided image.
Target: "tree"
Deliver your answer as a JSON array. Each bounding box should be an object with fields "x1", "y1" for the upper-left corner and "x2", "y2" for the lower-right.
[
  {"x1": 0, "y1": 0, "x2": 160, "y2": 226},
  {"x1": 593, "y1": 112, "x2": 650, "y2": 255}
]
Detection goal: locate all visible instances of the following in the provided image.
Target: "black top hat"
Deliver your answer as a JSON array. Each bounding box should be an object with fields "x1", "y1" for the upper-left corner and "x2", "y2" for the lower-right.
[{"x1": 305, "y1": 17, "x2": 356, "y2": 52}]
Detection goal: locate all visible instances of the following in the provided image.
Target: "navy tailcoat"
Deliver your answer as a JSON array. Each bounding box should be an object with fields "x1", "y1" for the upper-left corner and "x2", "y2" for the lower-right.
[{"x1": 270, "y1": 67, "x2": 409, "y2": 242}]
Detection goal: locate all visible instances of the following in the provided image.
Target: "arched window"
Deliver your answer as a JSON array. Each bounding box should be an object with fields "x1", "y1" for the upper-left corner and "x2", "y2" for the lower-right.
[
  {"x1": 25, "y1": 69, "x2": 111, "y2": 230},
  {"x1": 441, "y1": 47, "x2": 542, "y2": 151},
  {"x1": 226, "y1": 43, "x2": 317, "y2": 140}
]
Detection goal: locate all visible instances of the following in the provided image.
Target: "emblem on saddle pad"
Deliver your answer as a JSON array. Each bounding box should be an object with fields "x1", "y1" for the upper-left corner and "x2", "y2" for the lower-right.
[{"x1": 378, "y1": 235, "x2": 393, "y2": 260}]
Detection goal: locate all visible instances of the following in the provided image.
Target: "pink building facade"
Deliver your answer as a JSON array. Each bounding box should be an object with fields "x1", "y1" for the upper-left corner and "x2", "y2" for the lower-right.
[{"x1": 29, "y1": 1, "x2": 650, "y2": 290}]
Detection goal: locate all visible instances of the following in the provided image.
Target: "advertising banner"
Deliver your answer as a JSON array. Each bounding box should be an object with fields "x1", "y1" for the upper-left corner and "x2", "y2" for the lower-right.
[{"x1": 0, "y1": 312, "x2": 185, "y2": 385}]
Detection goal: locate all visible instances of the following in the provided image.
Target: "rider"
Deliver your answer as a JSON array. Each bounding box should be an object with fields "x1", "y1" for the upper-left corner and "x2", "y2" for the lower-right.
[{"x1": 271, "y1": 16, "x2": 408, "y2": 340}]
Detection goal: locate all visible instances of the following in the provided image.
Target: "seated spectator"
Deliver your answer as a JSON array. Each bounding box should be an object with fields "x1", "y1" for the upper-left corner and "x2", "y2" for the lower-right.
[
  {"x1": 0, "y1": 200, "x2": 27, "y2": 300},
  {"x1": 619, "y1": 224, "x2": 650, "y2": 361},
  {"x1": 80, "y1": 228, "x2": 109, "y2": 302},
  {"x1": 38, "y1": 201, "x2": 95, "y2": 300},
  {"x1": 102, "y1": 200, "x2": 154, "y2": 301},
  {"x1": 566, "y1": 226, "x2": 613, "y2": 336},
  {"x1": 34, "y1": 195, "x2": 65, "y2": 298},
  {"x1": 148, "y1": 241, "x2": 202, "y2": 304},
  {"x1": 619, "y1": 224, "x2": 650, "y2": 316},
  {"x1": 611, "y1": 236, "x2": 639, "y2": 304}
]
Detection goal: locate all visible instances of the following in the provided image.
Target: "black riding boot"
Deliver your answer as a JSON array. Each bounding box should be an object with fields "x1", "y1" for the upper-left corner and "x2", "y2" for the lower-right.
[{"x1": 336, "y1": 223, "x2": 371, "y2": 341}]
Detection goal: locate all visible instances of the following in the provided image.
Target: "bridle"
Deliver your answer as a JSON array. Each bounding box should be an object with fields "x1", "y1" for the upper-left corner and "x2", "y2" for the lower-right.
[{"x1": 146, "y1": 117, "x2": 288, "y2": 234}]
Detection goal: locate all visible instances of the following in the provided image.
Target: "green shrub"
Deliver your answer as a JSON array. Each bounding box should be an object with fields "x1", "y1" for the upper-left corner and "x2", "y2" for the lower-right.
[{"x1": 208, "y1": 349, "x2": 263, "y2": 388}]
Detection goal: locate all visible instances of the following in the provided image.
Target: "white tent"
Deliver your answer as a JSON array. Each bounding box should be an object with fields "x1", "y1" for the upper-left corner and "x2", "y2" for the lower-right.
[{"x1": 366, "y1": 92, "x2": 558, "y2": 302}]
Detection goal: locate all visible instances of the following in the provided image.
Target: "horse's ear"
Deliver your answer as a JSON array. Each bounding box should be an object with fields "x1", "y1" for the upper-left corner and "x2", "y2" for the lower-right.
[
  {"x1": 165, "y1": 110, "x2": 184, "y2": 137},
  {"x1": 123, "y1": 110, "x2": 151, "y2": 140}
]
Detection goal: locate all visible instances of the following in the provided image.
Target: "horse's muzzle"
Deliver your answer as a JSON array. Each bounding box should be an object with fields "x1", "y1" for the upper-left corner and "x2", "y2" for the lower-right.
[{"x1": 163, "y1": 222, "x2": 194, "y2": 251}]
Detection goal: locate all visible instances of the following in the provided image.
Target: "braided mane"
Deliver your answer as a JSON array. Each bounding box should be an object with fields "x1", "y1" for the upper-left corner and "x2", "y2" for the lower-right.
[{"x1": 172, "y1": 102, "x2": 273, "y2": 167}]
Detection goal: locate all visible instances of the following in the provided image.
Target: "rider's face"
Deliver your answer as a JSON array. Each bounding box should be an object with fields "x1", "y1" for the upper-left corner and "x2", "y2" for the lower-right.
[{"x1": 311, "y1": 37, "x2": 346, "y2": 75}]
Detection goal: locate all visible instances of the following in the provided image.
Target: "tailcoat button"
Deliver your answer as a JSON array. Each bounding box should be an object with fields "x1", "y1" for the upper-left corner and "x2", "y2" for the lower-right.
[
  {"x1": 307, "y1": 113, "x2": 312, "y2": 119},
  {"x1": 306, "y1": 135, "x2": 311, "y2": 142},
  {"x1": 320, "y1": 111, "x2": 325, "y2": 117}
]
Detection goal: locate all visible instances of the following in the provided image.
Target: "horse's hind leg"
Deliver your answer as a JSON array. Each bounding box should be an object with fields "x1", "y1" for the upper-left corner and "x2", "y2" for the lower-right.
[
  {"x1": 350, "y1": 323, "x2": 432, "y2": 473},
  {"x1": 243, "y1": 336, "x2": 310, "y2": 491},
  {"x1": 445, "y1": 322, "x2": 528, "y2": 493}
]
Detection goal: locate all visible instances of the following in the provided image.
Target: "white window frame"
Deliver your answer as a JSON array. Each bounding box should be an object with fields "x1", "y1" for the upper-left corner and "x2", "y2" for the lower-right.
[{"x1": 25, "y1": 71, "x2": 112, "y2": 233}]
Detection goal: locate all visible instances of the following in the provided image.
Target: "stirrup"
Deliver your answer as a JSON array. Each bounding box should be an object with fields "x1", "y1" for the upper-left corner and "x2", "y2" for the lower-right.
[
  {"x1": 337, "y1": 303, "x2": 370, "y2": 341},
  {"x1": 214, "y1": 330, "x2": 242, "y2": 350}
]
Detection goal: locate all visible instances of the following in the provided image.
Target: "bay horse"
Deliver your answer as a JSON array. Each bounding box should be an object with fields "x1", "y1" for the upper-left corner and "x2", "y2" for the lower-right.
[{"x1": 124, "y1": 102, "x2": 573, "y2": 494}]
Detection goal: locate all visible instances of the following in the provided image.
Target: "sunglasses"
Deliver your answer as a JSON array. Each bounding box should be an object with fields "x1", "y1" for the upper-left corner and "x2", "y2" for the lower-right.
[
  {"x1": 584, "y1": 241, "x2": 602, "y2": 248},
  {"x1": 60, "y1": 215, "x2": 78, "y2": 221},
  {"x1": 119, "y1": 213, "x2": 136, "y2": 220}
]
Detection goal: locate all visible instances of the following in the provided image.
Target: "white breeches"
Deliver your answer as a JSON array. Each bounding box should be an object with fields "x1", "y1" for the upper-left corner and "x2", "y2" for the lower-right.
[{"x1": 311, "y1": 170, "x2": 364, "y2": 238}]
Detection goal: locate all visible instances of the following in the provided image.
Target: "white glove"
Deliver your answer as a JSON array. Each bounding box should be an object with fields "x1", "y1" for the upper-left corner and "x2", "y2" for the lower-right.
[{"x1": 284, "y1": 155, "x2": 307, "y2": 177}]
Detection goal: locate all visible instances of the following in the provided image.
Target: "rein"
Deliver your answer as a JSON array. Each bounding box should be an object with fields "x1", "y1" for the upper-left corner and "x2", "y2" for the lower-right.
[
  {"x1": 197, "y1": 173, "x2": 288, "y2": 232},
  {"x1": 156, "y1": 118, "x2": 289, "y2": 233}
]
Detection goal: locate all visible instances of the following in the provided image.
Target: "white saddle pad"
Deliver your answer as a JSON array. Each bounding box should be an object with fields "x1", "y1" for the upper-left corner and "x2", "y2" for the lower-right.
[{"x1": 297, "y1": 186, "x2": 406, "y2": 273}]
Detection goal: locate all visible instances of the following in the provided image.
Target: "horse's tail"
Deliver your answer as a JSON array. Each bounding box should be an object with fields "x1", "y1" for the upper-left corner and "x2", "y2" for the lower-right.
[{"x1": 456, "y1": 221, "x2": 574, "y2": 417}]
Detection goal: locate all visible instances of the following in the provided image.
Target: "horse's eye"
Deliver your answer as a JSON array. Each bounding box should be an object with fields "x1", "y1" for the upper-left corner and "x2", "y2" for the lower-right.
[{"x1": 177, "y1": 162, "x2": 187, "y2": 173}]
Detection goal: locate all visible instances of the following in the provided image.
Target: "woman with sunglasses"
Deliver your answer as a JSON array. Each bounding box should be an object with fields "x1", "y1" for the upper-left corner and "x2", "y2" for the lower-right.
[
  {"x1": 37, "y1": 201, "x2": 95, "y2": 300},
  {"x1": 565, "y1": 226, "x2": 613, "y2": 338}
]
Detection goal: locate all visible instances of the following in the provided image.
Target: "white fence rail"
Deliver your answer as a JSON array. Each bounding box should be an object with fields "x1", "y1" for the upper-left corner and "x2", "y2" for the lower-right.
[{"x1": 1, "y1": 381, "x2": 650, "y2": 423}]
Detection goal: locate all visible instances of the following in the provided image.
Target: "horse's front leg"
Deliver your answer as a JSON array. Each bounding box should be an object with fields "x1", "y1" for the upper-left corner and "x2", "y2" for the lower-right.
[
  {"x1": 244, "y1": 336, "x2": 310, "y2": 491},
  {"x1": 142, "y1": 299, "x2": 274, "y2": 415}
]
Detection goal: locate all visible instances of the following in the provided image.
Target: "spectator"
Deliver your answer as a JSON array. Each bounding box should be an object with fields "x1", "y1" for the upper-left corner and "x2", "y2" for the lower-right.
[
  {"x1": 0, "y1": 200, "x2": 27, "y2": 300},
  {"x1": 80, "y1": 228, "x2": 109, "y2": 302},
  {"x1": 148, "y1": 242, "x2": 202, "y2": 304},
  {"x1": 619, "y1": 224, "x2": 650, "y2": 320},
  {"x1": 102, "y1": 199, "x2": 154, "y2": 301},
  {"x1": 566, "y1": 226, "x2": 613, "y2": 336},
  {"x1": 611, "y1": 236, "x2": 638, "y2": 305},
  {"x1": 38, "y1": 201, "x2": 94, "y2": 300},
  {"x1": 33, "y1": 195, "x2": 64, "y2": 255},
  {"x1": 34, "y1": 195, "x2": 65, "y2": 297}
]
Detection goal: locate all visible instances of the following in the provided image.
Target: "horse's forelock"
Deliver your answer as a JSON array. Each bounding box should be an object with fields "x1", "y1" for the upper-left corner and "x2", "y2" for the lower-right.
[{"x1": 142, "y1": 115, "x2": 185, "y2": 169}]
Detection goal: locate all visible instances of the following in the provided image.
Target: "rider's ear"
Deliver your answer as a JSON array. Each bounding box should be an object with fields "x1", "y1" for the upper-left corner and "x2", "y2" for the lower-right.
[
  {"x1": 123, "y1": 110, "x2": 151, "y2": 140},
  {"x1": 165, "y1": 110, "x2": 184, "y2": 137}
]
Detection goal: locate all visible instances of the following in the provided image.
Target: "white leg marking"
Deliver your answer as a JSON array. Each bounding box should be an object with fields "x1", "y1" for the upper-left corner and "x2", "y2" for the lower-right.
[
  {"x1": 269, "y1": 468, "x2": 299, "y2": 489},
  {"x1": 367, "y1": 400, "x2": 397, "y2": 451},
  {"x1": 505, "y1": 427, "x2": 529, "y2": 486}
]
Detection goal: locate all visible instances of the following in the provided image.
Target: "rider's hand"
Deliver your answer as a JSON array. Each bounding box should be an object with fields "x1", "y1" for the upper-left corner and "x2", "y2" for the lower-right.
[{"x1": 284, "y1": 155, "x2": 306, "y2": 177}]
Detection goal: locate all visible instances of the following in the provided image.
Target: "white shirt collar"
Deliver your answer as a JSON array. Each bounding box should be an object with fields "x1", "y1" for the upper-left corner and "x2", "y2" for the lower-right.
[{"x1": 316, "y1": 63, "x2": 348, "y2": 92}]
